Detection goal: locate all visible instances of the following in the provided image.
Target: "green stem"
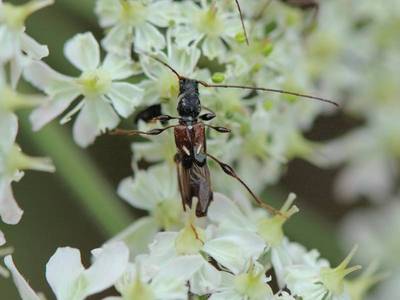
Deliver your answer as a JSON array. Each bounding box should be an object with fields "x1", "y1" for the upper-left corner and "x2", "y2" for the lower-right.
[{"x1": 19, "y1": 111, "x2": 133, "y2": 237}]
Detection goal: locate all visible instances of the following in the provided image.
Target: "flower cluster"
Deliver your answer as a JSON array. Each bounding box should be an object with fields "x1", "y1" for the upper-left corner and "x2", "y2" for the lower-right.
[
  {"x1": 0, "y1": 0, "x2": 55, "y2": 245},
  {"x1": 307, "y1": 0, "x2": 400, "y2": 203},
  {"x1": 1, "y1": 0, "x2": 392, "y2": 299},
  {"x1": 300, "y1": 1, "x2": 400, "y2": 298},
  {"x1": 5, "y1": 192, "x2": 365, "y2": 300}
]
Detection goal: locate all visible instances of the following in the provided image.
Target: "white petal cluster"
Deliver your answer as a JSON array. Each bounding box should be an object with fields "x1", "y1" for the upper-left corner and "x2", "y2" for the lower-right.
[
  {"x1": 4, "y1": 242, "x2": 129, "y2": 300},
  {"x1": 1, "y1": 0, "x2": 393, "y2": 299},
  {"x1": 0, "y1": 0, "x2": 55, "y2": 244},
  {"x1": 24, "y1": 32, "x2": 143, "y2": 147},
  {"x1": 0, "y1": 0, "x2": 52, "y2": 86},
  {"x1": 5, "y1": 193, "x2": 364, "y2": 299}
]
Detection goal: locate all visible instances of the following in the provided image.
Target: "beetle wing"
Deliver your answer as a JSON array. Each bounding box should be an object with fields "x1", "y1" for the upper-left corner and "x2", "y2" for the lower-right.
[
  {"x1": 176, "y1": 158, "x2": 192, "y2": 211},
  {"x1": 189, "y1": 162, "x2": 213, "y2": 216},
  {"x1": 176, "y1": 155, "x2": 213, "y2": 217}
]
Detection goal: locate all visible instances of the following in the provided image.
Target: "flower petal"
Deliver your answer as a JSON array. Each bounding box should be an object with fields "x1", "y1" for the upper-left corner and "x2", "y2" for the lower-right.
[
  {"x1": 102, "y1": 54, "x2": 137, "y2": 80},
  {"x1": 72, "y1": 97, "x2": 119, "y2": 147},
  {"x1": 64, "y1": 32, "x2": 100, "y2": 71},
  {"x1": 0, "y1": 179, "x2": 23, "y2": 225},
  {"x1": 0, "y1": 25, "x2": 18, "y2": 63},
  {"x1": 4, "y1": 256, "x2": 41, "y2": 300},
  {"x1": 84, "y1": 242, "x2": 129, "y2": 296},
  {"x1": 9, "y1": 53, "x2": 25, "y2": 89},
  {"x1": 117, "y1": 164, "x2": 178, "y2": 211},
  {"x1": 102, "y1": 24, "x2": 133, "y2": 57},
  {"x1": 152, "y1": 255, "x2": 204, "y2": 299},
  {"x1": 134, "y1": 23, "x2": 165, "y2": 51},
  {"x1": 23, "y1": 60, "x2": 73, "y2": 94},
  {"x1": 0, "y1": 112, "x2": 18, "y2": 151},
  {"x1": 171, "y1": 25, "x2": 201, "y2": 49},
  {"x1": 203, "y1": 229, "x2": 265, "y2": 274},
  {"x1": 146, "y1": 0, "x2": 177, "y2": 27},
  {"x1": 95, "y1": 0, "x2": 121, "y2": 27},
  {"x1": 106, "y1": 82, "x2": 143, "y2": 117},
  {"x1": 46, "y1": 247, "x2": 85, "y2": 300},
  {"x1": 190, "y1": 260, "x2": 221, "y2": 295},
  {"x1": 202, "y1": 37, "x2": 225, "y2": 60},
  {"x1": 209, "y1": 291, "x2": 243, "y2": 300},
  {"x1": 20, "y1": 32, "x2": 49, "y2": 60},
  {"x1": 208, "y1": 193, "x2": 253, "y2": 231},
  {"x1": 30, "y1": 89, "x2": 80, "y2": 131},
  {"x1": 0, "y1": 230, "x2": 5, "y2": 246},
  {"x1": 107, "y1": 216, "x2": 159, "y2": 259}
]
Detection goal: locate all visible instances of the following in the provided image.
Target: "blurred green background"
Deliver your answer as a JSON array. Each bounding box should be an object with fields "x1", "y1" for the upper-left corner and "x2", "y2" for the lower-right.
[{"x1": 0, "y1": 0, "x2": 359, "y2": 298}]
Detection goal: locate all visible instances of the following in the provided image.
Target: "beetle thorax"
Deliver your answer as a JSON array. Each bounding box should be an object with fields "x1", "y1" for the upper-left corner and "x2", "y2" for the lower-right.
[{"x1": 177, "y1": 78, "x2": 201, "y2": 120}]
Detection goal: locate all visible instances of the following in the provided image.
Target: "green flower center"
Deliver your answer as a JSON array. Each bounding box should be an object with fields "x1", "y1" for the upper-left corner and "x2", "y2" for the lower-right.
[
  {"x1": 124, "y1": 276, "x2": 154, "y2": 300},
  {"x1": 175, "y1": 203, "x2": 205, "y2": 255},
  {"x1": 153, "y1": 200, "x2": 181, "y2": 230},
  {"x1": 194, "y1": 6, "x2": 224, "y2": 37},
  {"x1": 257, "y1": 193, "x2": 298, "y2": 246},
  {"x1": 175, "y1": 223, "x2": 205, "y2": 255},
  {"x1": 120, "y1": 0, "x2": 148, "y2": 26},
  {"x1": 157, "y1": 70, "x2": 179, "y2": 101},
  {"x1": 77, "y1": 69, "x2": 111, "y2": 96},
  {"x1": 1, "y1": 0, "x2": 52, "y2": 30},
  {"x1": 234, "y1": 267, "x2": 272, "y2": 299},
  {"x1": 320, "y1": 246, "x2": 361, "y2": 295}
]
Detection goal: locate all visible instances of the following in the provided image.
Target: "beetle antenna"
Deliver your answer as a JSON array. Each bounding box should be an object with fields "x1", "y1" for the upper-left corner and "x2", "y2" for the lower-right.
[
  {"x1": 137, "y1": 50, "x2": 183, "y2": 79},
  {"x1": 235, "y1": 0, "x2": 249, "y2": 45},
  {"x1": 196, "y1": 80, "x2": 339, "y2": 107}
]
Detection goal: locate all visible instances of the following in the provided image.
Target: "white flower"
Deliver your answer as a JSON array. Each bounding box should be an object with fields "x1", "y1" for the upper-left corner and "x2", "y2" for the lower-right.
[
  {"x1": 0, "y1": 0, "x2": 52, "y2": 87},
  {"x1": 0, "y1": 68, "x2": 47, "y2": 123},
  {"x1": 107, "y1": 255, "x2": 204, "y2": 300},
  {"x1": 285, "y1": 246, "x2": 361, "y2": 300},
  {"x1": 138, "y1": 35, "x2": 201, "y2": 114},
  {"x1": 141, "y1": 201, "x2": 266, "y2": 295},
  {"x1": 46, "y1": 242, "x2": 129, "y2": 300},
  {"x1": 141, "y1": 231, "x2": 222, "y2": 296},
  {"x1": 5, "y1": 243, "x2": 129, "y2": 300},
  {"x1": 0, "y1": 115, "x2": 54, "y2": 226},
  {"x1": 4, "y1": 255, "x2": 43, "y2": 300},
  {"x1": 209, "y1": 262, "x2": 274, "y2": 300},
  {"x1": 95, "y1": 0, "x2": 176, "y2": 55},
  {"x1": 118, "y1": 163, "x2": 182, "y2": 230},
  {"x1": 207, "y1": 192, "x2": 299, "y2": 287},
  {"x1": 113, "y1": 163, "x2": 182, "y2": 258},
  {"x1": 171, "y1": 0, "x2": 242, "y2": 60},
  {"x1": 0, "y1": 246, "x2": 12, "y2": 277},
  {"x1": 24, "y1": 32, "x2": 143, "y2": 147}
]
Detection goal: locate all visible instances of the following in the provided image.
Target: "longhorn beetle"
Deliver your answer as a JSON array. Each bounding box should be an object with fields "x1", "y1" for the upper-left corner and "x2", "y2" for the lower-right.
[{"x1": 112, "y1": 54, "x2": 338, "y2": 217}]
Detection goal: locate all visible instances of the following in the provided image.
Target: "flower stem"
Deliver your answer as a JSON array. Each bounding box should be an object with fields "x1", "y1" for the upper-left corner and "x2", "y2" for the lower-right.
[{"x1": 19, "y1": 111, "x2": 133, "y2": 237}]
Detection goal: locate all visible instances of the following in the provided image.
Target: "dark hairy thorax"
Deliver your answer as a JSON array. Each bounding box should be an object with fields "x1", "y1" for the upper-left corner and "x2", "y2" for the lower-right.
[{"x1": 177, "y1": 78, "x2": 201, "y2": 120}]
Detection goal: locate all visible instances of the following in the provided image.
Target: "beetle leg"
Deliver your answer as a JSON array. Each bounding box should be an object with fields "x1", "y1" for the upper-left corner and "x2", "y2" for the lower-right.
[
  {"x1": 110, "y1": 125, "x2": 177, "y2": 136},
  {"x1": 206, "y1": 153, "x2": 282, "y2": 216},
  {"x1": 205, "y1": 124, "x2": 231, "y2": 133}
]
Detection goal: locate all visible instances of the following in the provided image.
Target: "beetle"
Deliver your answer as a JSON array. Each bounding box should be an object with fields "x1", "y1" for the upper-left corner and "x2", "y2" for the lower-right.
[{"x1": 112, "y1": 54, "x2": 338, "y2": 217}]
